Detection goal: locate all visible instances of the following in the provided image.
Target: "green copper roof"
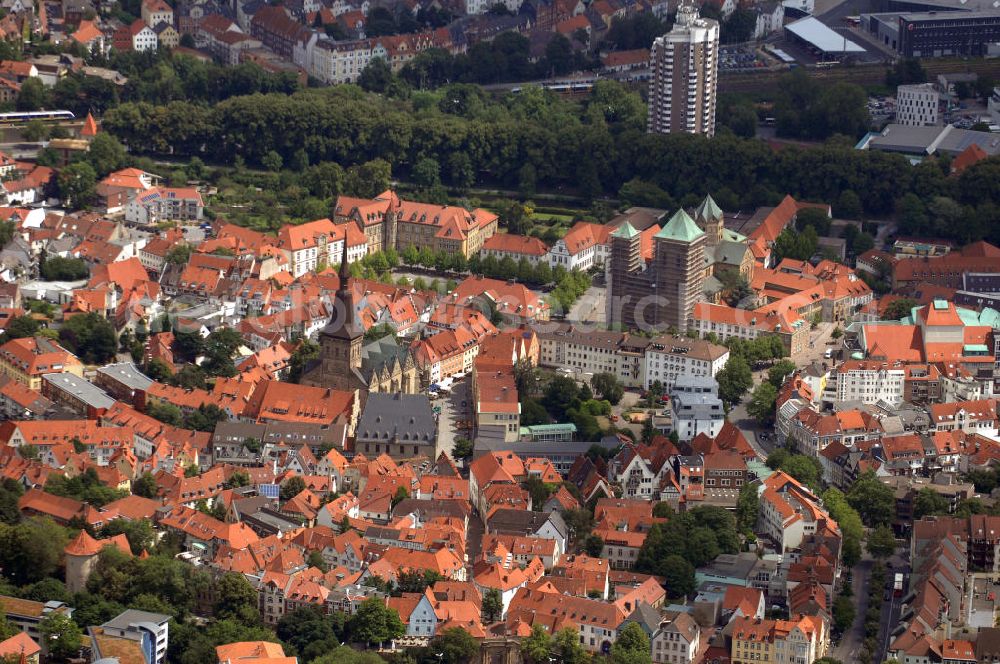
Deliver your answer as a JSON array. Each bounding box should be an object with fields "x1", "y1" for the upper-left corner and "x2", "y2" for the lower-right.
[
  {"x1": 695, "y1": 194, "x2": 723, "y2": 221},
  {"x1": 656, "y1": 209, "x2": 705, "y2": 242},
  {"x1": 611, "y1": 221, "x2": 640, "y2": 239}
]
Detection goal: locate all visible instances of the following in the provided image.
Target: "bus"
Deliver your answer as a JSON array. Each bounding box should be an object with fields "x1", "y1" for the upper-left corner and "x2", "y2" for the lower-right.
[{"x1": 893, "y1": 573, "x2": 904, "y2": 597}]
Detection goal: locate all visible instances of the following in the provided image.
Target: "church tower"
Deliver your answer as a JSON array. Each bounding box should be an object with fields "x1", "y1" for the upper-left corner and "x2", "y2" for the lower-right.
[
  {"x1": 694, "y1": 194, "x2": 724, "y2": 246},
  {"x1": 316, "y1": 233, "x2": 364, "y2": 385},
  {"x1": 385, "y1": 193, "x2": 399, "y2": 253}
]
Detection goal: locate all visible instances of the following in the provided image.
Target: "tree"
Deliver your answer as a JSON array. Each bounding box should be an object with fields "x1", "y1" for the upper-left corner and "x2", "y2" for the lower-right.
[
  {"x1": 280, "y1": 476, "x2": 306, "y2": 501},
  {"x1": 562, "y1": 508, "x2": 594, "y2": 540},
  {"x1": 431, "y1": 627, "x2": 479, "y2": 664},
  {"x1": 0, "y1": 517, "x2": 68, "y2": 584},
  {"x1": 719, "y1": 269, "x2": 752, "y2": 306},
  {"x1": 185, "y1": 403, "x2": 228, "y2": 432},
  {"x1": 543, "y1": 33, "x2": 574, "y2": 75},
  {"x1": 201, "y1": 327, "x2": 242, "y2": 377},
  {"x1": 412, "y1": 157, "x2": 441, "y2": 188},
  {"x1": 833, "y1": 595, "x2": 855, "y2": 634},
  {"x1": 17, "y1": 78, "x2": 48, "y2": 111},
  {"x1": 261, "y1": 150, "x2": 283, "y2": 171},
  {"x1": 277, "y1": 606, "x2": 340, "y2": 662},
  {"x1": 452, "y1": 438, "x2": 473, "y2": 461},
  {"x1": 716, "y1": 355, "x2": 752, "y2": 406},
  {"x1": 347, "y1": 598, "x2": 405, "y2": 646},
  {"x1": 288, "y1": 339, "x2": 319, "y2": 384},
  {"x1": 836, "y1": 190, "x2": 863, "y2": 220},
  {"x1": 747, "y1": 382, "x2": 778, "y2": 424},
  {"x1": 311, "y1": 647, "x2": 386, "y2": 664},
  {"x1": 40, "y1": 613, "x2": 83, "y2": 661},
  {"x1": 0, "y1": 478, "x2": 24, "y2": 525},
  {"x1": 23, "y1": 119, "x2": 48, "y2": 142},
  {"x1": 213, "y1": 573, "x2": 259, "y2": 625},
  {"x1": 653, "y1": 501, "x2": 674, "y2": 518},
  {"x1": 591, "y1": 372, "x2": 624, "y2": 405},
  {"x1": 165, "y1": 244, "x2": 192, "y2": 266},
  {"x1": 57, "y1": 161, "x2": 97, "y2": 209},
  {"x1": 224, "y1": 471, "x2": 250, "y2": 490},
  {"x1": 736, "y1": 481, "x2": 759, "y2": 534},
  {"x1": 553, "y1": 627, "x2": 588, "y2": 664},
  {"x1": 148, "y1": 401, "x2": 182, "y2": 427},
  {"x1": 883, "y1": 298, "x2": 917, "y2": 321},
  {"x1": 40, "y1": 256, "x2": 90, "y2": 281},
  {"x1": 660, "y1": 554, "x2": 696, "y2": 597},
  {"x1": 583, "y1": 534, "x2": 604, "y2": 557},
  {"x1": 767, "y1": 359, "x2": 797, "y2": 388},
  {"x1": 521, "y1": 625, "x2": 553, "y2": 664},
  {"x1": 847, "y1": 470, "x2": 895, "y2": 526},
  {"x1": 358, "y1": 57, "x2": 394, "y2": 93},
  {"x1": 866, "y1": 524, "x2": 897, "y2": 558},
  {"x1": 611, "y1": 622, "x2": 652, "y2": 664},
  {"x1": 913, "y1": 487, "x2": 950, "y2": 518},
  {"x1": 100, "y1": 518, "x2": 155, "y2": 554},
  {"x1": 59, "y1": 312, "x2": 118, "y2": 364},
  {"x1": 86, "y1": 133, "x2": 128, "y2": 177},
  {"x1": 886, "y1": 58, "x2": 926, "y2": 86},
  {"x1": 482, "y1": 587, "x2": 503, "y2": 623},
  {"x1": 0, "y1": 608, "x2": 18, "y2": 640},
  {"x1": 3, "y1": 315, "x2": 40, "y2": 340}
]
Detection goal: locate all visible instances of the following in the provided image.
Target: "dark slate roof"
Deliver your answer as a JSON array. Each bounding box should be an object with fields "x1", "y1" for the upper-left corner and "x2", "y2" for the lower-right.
[
  {"x1": 487, "y1": 508, "x2": 568, "y2": 540},
  {"x1": 356, "y1": 392, "x2": 436, "y2": 443}
]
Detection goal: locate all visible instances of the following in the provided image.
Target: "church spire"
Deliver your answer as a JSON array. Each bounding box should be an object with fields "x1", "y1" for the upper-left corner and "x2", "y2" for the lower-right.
[
  {"x1": 339, "y1": 226, "x2": 350, "y2": 283},
  {"x1": 327, "y1": 227, "x2": 363, "y2": 341}
]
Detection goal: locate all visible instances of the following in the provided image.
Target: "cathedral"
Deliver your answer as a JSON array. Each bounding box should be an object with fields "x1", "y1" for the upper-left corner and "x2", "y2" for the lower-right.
[
  {"x1": 607, "y1": 196, "x2": 712, "y2": 333},
  {"x1": 303, "y1": 237, "x2": 419, "y2": 395}
]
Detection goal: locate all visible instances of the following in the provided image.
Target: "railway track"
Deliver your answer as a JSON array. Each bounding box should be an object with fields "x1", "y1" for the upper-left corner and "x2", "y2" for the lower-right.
[{"x1": 719, "y1": 58, "x2": 1000, "y2": 93}]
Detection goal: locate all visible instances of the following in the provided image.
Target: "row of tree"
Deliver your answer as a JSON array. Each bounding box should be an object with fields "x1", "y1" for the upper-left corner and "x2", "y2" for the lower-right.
[{"x1": 97, "y1": 79, "x2": 1000, "y2": 229}]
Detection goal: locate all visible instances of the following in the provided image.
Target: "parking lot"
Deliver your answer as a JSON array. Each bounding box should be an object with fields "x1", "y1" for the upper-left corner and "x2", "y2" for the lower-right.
[{"x1": 719, "y1": 46, "x2": 770, "y2": 71}]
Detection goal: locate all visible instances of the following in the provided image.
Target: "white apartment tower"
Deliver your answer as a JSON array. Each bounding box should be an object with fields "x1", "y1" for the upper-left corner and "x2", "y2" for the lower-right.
[
  {"x1": 647, "y1": 0, "x2": 720, "y2": 136},
  {"x1": 896, "y1": 83, "x2": 939, "y2": 126}
]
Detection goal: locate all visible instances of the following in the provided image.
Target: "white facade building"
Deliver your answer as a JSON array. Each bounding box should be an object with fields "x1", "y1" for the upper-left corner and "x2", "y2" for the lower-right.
[
  {"x1": 644, "y1": 336, "x2": 729, "y2": 390},
  {"x1": 896, "y1": 83, "x2": 939, "y2": 126},
  {"x1": 647, "y1": 0, "x2": 719, "y2": 136},
  {"x1": 668, "y1": 376, "x2": 725, "y2": 442},
  {"x1": 834, "y1": 361, "x2": 905, "y2": 404}
]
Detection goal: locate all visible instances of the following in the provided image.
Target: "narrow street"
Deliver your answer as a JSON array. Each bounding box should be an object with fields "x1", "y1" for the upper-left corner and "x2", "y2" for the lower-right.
[
  {"x1": 832, "y1": 559, "x2": 874, "y2": 663},
  {"x1": 434, "y1": 378, "x2": 471, "y2": 462}
]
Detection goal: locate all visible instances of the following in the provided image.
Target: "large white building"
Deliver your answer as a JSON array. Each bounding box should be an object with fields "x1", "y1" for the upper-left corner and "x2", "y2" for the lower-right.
[
  {"x1": 311, "y1": 39, "x2": 388, "y2": 84},
  {"x1": 668, "y1": 376, "x2": 724, "y2": 442},
  {"x1": 647, "y1": 0, "x2": 719, "y2": 136},
  {"x1": 896, "y1": 83, "x2": 939, "y2": 126},
  {"x1": 834, "y1": 360, "x2": 905, "y2": 404},
  {"x1": 644, "y1": 335, "x2": 729, "y2": 390},
  {"x1": 537, "y1": 326, "x2": 728, "y2": 391}
]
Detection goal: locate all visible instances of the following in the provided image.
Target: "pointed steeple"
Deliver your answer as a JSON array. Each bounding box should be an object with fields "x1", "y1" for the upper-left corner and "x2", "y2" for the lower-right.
[
  {"x1": 81, "y1": 112, "x2": 98, "y2": 138},
  {"x1": 655, "y1": 209, "x2": 705, "y2": 242},
  {"x1": 326, "y1": 226, "x2": 363, "y2": 341},
  {"x1": 695, "y1": 194, "x2": 723, "y2": 222},
  {"x1": 338, "y1": 226, "x2": 351, "y2": 283},
  {"x1": 610, "y1": 221, "x2": 640, "y2": 239}
]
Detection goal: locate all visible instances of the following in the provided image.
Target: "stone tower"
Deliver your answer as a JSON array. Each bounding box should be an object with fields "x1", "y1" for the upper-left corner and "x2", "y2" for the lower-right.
[
  {"x1": 385, "y1": 196, "x2": 399, "y2": 252},
  {"x1": 607, "y1": 222, "x2": 642, "y2": 329},
  {"x1": 315, "y1": 234, "x2": 364, "y2": 388},
  {"x1": 653, "y1": 209, "x2": 706, "y2": 332},
  {"x1": 694, "y1": 194, "x2": 724, "y2": 246}
]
